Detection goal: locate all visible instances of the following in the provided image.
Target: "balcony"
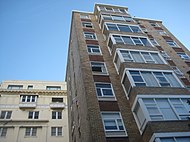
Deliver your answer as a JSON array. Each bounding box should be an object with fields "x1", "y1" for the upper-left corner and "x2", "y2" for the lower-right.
[
  {"x1": 19, "y1": 102, "x2": 37, "y2": 108},
  {"x1": 50, "y1": 102, "x2": 65, "y2": 109}
]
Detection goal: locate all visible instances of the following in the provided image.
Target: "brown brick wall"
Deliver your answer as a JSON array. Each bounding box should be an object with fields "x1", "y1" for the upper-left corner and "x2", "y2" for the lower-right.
[{"x1": 99, "y1": 101, "x2": 120, "y2": 111}]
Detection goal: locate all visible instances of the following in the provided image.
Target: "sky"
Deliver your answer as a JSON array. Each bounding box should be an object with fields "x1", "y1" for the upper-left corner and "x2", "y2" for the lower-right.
[{"x1": 0, "y1": 0, "x2": 190, "y2": 82}]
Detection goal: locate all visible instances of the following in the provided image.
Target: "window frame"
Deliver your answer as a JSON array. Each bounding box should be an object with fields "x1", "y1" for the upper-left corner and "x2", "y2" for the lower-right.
[
  {"x1": 83, "y1": 32, "x2": 97, "y2": 40},
  {"x1": 110, "y1": 34, "x2": 154, "y2": 47},
  {"x1": 25, "y1": 127, "x2": 37, "y2": 137},
  {"x1": 52, "y1": 111, "x2": 62, "y2": 119},
  {"x1": 51, "y1": 127, "x2": 62, "y2": 136},
  {"x1": 7, "y1": 85, "x2": 23, "y2": 89},
  {"x1": 80, "y1": 14, "x2": 90, "y2": 19},
  {"x1": 132, "y1": 95, "x2": 190, "y2": 133},
  {"x1": 177, "y1": 52, "x2": 190, "y2": 60},
  {"x1": 82, "y1": 22, "x2": 93, "y2": 28},
  {"x1": 166, "y1": 40, "x2": 179, "y2": 48},
  {"x1": 115, "y1": 48, "x2": 167, "y2": 65},
  {"x1": 149, "y1": 132, "x2": 190, "y2": 142},
  {"x1": 105, "y1": 22, "x2": 143, "y2": 33},
  {"x1": 20, "y1": 95, "x2": 38, "y2": 103},
  {"x1": 90, "y1": 61, "x2": 108, "y2": 75},
  {"x1": 0, "y1": 111, "x2": 12, "y2": 119},
  {"x1": 28, "y1": 111, "x2": 39, "y2": 119},
  {"x1": 0, "y1": 127, "x2": 7, "y2": 137},
  {"x1": 101, "y1": 111, "x2": 127, "y2": 137},
  {"x1": 86, "y1": 45, "x2": 102, "y2": 55},
  {"x1": 123, "y1": 68, "x2": 184, "y2": 88},
  {"x1": 95, "y1": 82, "x2": 116, "y2": 100},
  {"x1": 149, "y1": 38, "x2": 160, "y2": 46},
  {"x1": 46, "y1": 86, "x2": 61, "y2": 90},
  {"x1": 101, "y1": 14, "x2": 133, "y2": 22}
]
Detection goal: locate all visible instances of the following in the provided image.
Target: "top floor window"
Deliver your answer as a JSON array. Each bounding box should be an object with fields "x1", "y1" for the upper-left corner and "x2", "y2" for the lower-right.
[
  {"x1": 101, "y1": 14, "x2": 133, "y2": 22},
  {"x1": 46, "y1": 86, "x2": 61, "y2": 90},
  {"x1": 7, "y1": 85, "x2": 23, "y2": 90},
  {"x1": 105, "y1": 23, "x2": 142, "y2": 33},
  {"x1": 111, "y1": 34, "x2": 152, "y2": 47},
  {"x1": 149, "y1": 22, "x2": 160, "y2": 27},
  {"x1": 27, "y1": 85, "x2": 33, "y2": 89},
  {"x1": 80, "y1": 14, "x2": 90, "y2": 19},
  {"x1": 84, "y1": 32, "x2": 97, "y2": 40},
  {"x1": 98, "y1": 6, "x2": 128, "y2": 14}
]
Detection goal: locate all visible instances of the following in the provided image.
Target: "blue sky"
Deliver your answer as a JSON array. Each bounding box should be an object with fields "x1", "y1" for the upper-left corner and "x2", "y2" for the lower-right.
[{"x1": 0, "y1": 0, "x2": 190, "y2": 82}]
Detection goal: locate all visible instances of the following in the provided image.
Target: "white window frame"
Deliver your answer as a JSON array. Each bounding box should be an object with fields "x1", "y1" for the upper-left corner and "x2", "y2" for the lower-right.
[
  {"x1": 25, "y1": 127, "x2": 37, "y2": 137},
  {"x1": 80, "y1": 14, "x2": 90, "y2": 19},
  {"x1": 95, "y1": 82, "x2": 116, "y2": 101},
  {"x1": 157, "y1": 30, "x2": 168, "y2": 36},
  {"x1": 83, "y1": 32, "x2": 97, "y2": 40},
  {"x1": 20, "y1": 95, "x2": 37, "y2": 103},
  {"x1": 177, "y1": 52, "x2": 190, "y2": 60},
  {"x1": 109, "y1": 33, "x2": 154, "y2": 47},
  {"x1": 51, "y1": 127, "x2": 62, "y2": 136},
  {"x1": 166, "y1": 40, "x2": 179, "y2": 48},
  {"x1": 7, "y1": 85, "x2": 23, "y2": 89},
  {"x1": 132, "y1": 95, "x2": 190, "y2": 134},
  {"x1": 46, "y1": 86, "x2": 61, "y2": 90},
  {"x1": 149, "y1": 22, "x2": 160, "y2": 27},
  {"x1": 90, "y1": 61, "x2": 108, "y2": 75},
  {"x1": 115, "y1": 48, "x2": 167, "y2": 65},
  {"x1": 52, "y1": 111, "x2": 62, "y2": 119},
  {"x1": 149, "y1": 38, "x2": 160, "y2": 46},
  {"x1": 82, "y1": 22, "x2": 93, "y2": 28},
  {"x1": 0, "y1": 127, "x2": 7, "y2": 137},
  {"x1": 28, "y1": 111, "x2": 39, "y2": 119},
  {"x1": 160, "y1": 51, "x2": 171, "y2": 60},
  {"x1": 123, "y1": 68, "x2": 184, "y2": 88},
  {"x1": 97, "y1": 6, "x2": 128, "y2": 14},
  {"x1": 105, "y1": 22, "x2": 143, "y2": 33},
  {"x1": 149, "y1": 132, "x2": 190, "y2": 142},
  {"x1": 86, "y1": 45, "x2": 102, "y2": 55},
  {"x1": 171, "y1": 66, "x2": 184, "y2": 76},
  {"x1": 101, "y1": 111, "x2": 127, "y2": 137},
  {"x1": 0, "y1": 111, "x2": 12, "y2": 119}
]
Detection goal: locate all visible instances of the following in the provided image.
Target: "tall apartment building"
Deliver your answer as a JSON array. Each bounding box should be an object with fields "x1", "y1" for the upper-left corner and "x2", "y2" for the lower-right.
[
  {"x1": 0, "y1": 80, "x2": 68, "y2": 142},
  {"x1": 66, "y1": 3, "x2": 190, "y2": 142}
]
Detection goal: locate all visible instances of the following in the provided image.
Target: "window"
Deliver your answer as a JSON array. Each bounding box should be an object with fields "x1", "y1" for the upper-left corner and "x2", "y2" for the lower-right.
[
  {"x1": 87, "y1": 45, "x2": 101, "y2": 54},
  {"x1": 82, "y1": 22, "x2": 93, "y2": 28},
  {"x1": 27, "y1": 85, "x2": 33, "y2": 89},
  {"x1": 160, "y1": 51, "x2": 170, "y2": 60},
  {"x1": 125, "y1": 69, "x2": 182, "y2": 88},
  {"x1": 166, "y1": 40, "x2": 178, "y2": 47},
  {"x1": 150, "y1": 38, "x2": 159, "y2": 46},
  {"x1": 133, "y1": 96, "x2": 190, "y2": 132},
  {"x1": 0, "y1": 111, "x2": 12, "y2": 119},
  {"x1": 52, "y1": 111, "x2": 62, "y2": 119},
  {"x1": 149, "y1": 22, "x2": 160, "y2": 27},
  {"x1": 157, "y1": 30, "x2": 168, "y2": 36},
  {"x1": 117, "y1": 49, "x2": 165, "y2": 64},
  {"x1": 101, "y1": 14, "x2": 133, "y2": 22},
  {"x1": 20, "y1": 95, "x2": 37, "y2": 102},
  {"x1": 84, "y1": 32, "x2": 96, "y2": 40},
  {"x1": 46, "y1": 86, "x2": 61, "y2": 90},
  {"x1": 91, "y1": 62, "x2": 107, "y2": 74},
  {"x1": 112, "y1": 35, "x2": 152, "y2": 47},
  {"x1": 151, "y1": 132, "x2": 190, "y2": 142},
  {"x1": 177, "y1": 53, "x2": 190, "y2": 60},
  {"x1": 7, "y1": 85, "x2": 23, "y2": 89},
  {"x1": 98, "y1": 6, "x2": 128, "y2": 14},
  {"x1": 51, "y1": 127, "x2": 62, "y2": 136},
  {"x1": 95, "y1": 83, "x2": 115, "y2": 100},
  {"x1": 0, "y1": 127, "x2": 7, "y2": 137},
  {"x1": 25, "y1": 127, "x2": 37, "y2": 136},
  {"x1": 28, "y1": 111, "x2": 39, "y2": 119},
  {"x1": 80, "y1": 15, "x2": 89, "y2": 19},
  {"x1": 101, "y1": 112, "x2": 127, "y2": 137},
  {"x1": 106, "y1": 23, "x2": 142, "y2": 33},
  {"x1": 171, "y1": 66, "x2": 183, "y2": 76},
  {"x1": 52, "y1": 98, "x2": 63, "y2": 102}
]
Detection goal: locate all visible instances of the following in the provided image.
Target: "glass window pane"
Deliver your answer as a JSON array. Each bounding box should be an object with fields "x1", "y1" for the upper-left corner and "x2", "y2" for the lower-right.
[
  {"x1": 160, "y1": 138, "x2": 175, "y2": 142},
  {"x1": 113, "y1": 35, "x2": 123, "y2": 43},
  {"x1": 112, "y1": 15, "x2": 124, "y2": 21},
  {"x1": 118, "y1": 25, "x2": 132, "y2": 32},
  {"x1": 151, "y1": 53, "x2": 164, "y2": 64},
  {"x1": 130, "y1": 26, "x2": 141, "y2": 33},
  {"x1": 141, "y1": 71, "x2": 159, "y2": 86},
  {"x1": 164, "y1": 72, "x2": 181, "y2": 87},
  {"x1": 106, "y1": 24, "x2": 118, "y2": 31},
  {"x1": 132, "y1": 37, "x2": 143, "y2": 46},
  {"x1": 130, "y1": 51, "x2": 144, "y2": 62},
  {"x1": 102, "y1": 89, "x2": 113, "y2": 96},
  {"x1": 140, "y1": 38, "x2": 152, "y2": 46},
  {"x1": 122, "y1": 36, "x2": 134, "y2": 45},
  {"x1": 104, "y1": 120, "x2": 117, "y2": 130}
]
